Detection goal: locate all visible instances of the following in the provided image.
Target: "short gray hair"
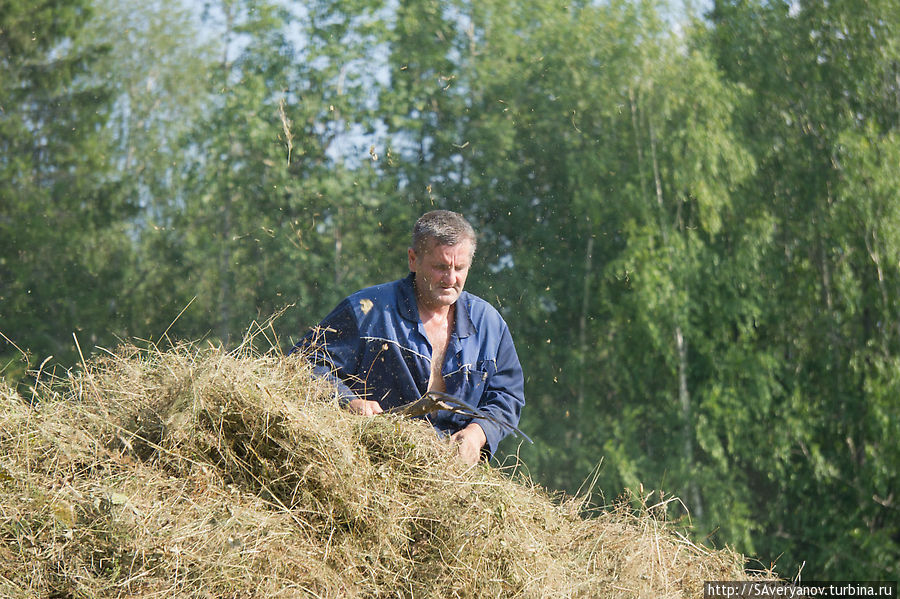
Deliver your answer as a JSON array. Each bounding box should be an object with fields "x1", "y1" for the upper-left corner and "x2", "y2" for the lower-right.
[{"x1": 412, "y1": 210, "x2": 477, "y2": 256}]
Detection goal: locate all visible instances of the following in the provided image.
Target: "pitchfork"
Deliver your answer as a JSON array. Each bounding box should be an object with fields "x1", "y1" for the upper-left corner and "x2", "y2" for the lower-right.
[{"x1": 384, "y1": 390, "x2": 533, "y2": 444}]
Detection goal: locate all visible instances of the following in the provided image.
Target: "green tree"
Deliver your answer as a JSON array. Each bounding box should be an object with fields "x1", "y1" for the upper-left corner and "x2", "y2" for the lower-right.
[
  {"x1": 135, "y1": 0, "x2": 404, "y2": 348},
  {"x1": 708, "y1": 0, "x2": 900, "y2": 578},
  {"x1": 77, "y1": 0, "x2": 217, "y2": 341},
  {"x1": 0, "y1": 0, "x2": 127, "y2": 378}
]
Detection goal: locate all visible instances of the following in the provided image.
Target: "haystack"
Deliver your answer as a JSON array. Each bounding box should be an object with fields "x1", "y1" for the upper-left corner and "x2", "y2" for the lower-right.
[{"x1": 0, "y1": 341, "x2": 753, "y2": 598}]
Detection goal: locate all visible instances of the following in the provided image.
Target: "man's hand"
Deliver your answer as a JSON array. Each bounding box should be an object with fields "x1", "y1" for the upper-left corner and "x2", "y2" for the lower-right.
[
  {"x1": 450, "y1": 422, "x2": 487, "y2": 465},
  {"x1": 346, "y1": 398, "x2": 383, "y2": 416}
]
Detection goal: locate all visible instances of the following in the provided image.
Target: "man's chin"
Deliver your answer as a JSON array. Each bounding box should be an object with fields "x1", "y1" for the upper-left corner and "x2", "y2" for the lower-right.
[{"x1": 433, "y1": 290, "x2": 460, "y2": 305}]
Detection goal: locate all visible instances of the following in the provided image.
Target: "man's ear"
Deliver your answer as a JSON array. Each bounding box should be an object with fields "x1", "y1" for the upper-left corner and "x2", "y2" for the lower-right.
[{"x1": 407, "y1": 247, "x2": 417, "y2": 272}]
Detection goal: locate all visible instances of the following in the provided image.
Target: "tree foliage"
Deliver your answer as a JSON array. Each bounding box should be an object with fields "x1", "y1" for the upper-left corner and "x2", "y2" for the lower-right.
[
  {"x1": 0, "y1": 0, "x2": 126, "y2": 372},
  {"x1": 705, "y1": 0, "x2": 900, "y2": 577},
  {"x1": 1, "y1": 0, "x2": 897, "y2": 580}
]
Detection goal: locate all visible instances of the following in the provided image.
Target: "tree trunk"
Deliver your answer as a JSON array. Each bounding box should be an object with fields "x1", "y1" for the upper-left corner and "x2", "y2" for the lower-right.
[
  {"x1": 649, "y1": 117, "x2": 704, "y2": 519},
  {"x1": 578, "y1": 234, "x2": 595, "y2": 412}
]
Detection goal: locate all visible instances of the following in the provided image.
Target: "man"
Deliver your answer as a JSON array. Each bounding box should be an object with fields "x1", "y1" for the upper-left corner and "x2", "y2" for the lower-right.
[{"x1": 291, "y1": 210, "x2": 525, "y2": 464}]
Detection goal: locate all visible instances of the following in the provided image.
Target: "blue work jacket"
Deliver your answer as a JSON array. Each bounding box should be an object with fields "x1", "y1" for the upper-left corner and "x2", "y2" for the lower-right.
[{"x1": 291, "y1": 273, "x2": 525, "y2": 456}]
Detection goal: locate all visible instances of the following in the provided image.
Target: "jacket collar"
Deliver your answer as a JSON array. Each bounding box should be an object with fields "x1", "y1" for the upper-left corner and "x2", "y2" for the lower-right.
[
  {"x1": 399, "y1": 272, "x2": 475, "y2": 339},
  {"x1": 398, "y1": 272, "x2": 420, "y2": 323}
]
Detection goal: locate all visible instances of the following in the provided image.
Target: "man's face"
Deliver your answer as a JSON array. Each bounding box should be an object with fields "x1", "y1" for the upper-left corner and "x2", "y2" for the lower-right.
[{"x1": 408, "y1": 240, "x2": 474, "y2": 310}]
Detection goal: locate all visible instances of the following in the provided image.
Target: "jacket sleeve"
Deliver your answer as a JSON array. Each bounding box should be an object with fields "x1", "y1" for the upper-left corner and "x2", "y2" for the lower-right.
[
  {"x1": 290, "y1": 299, "x2": 363, "y2": 405},
  {"x1": 475, "y1": 324, "x2": 526, "y2": 457}
]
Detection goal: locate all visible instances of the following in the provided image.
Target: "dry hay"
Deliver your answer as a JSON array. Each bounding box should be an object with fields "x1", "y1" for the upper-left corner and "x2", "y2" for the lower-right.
[{"x1": 0, "y1": 342, "x2": 754, "y2": 598}]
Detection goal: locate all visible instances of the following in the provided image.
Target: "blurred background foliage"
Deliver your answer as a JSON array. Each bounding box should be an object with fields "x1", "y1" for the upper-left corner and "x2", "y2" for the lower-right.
[{"x1": 1, "y1": 0, "x2": 898, "y2": 579}]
